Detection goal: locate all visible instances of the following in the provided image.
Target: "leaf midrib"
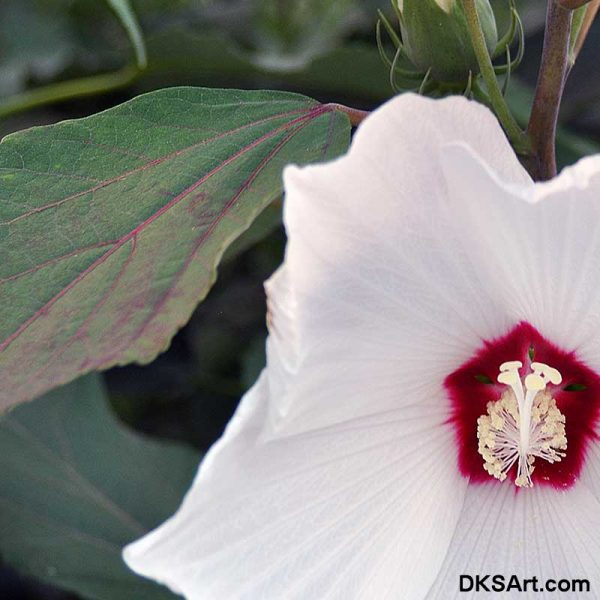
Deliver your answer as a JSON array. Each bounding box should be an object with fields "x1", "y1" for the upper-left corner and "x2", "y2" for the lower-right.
[
  {"x1": 0, "y1": 104, "x2": 327, "y2": 356},
  {"x1": 1, "y1": 106, "x2": 310, "y2": 227}
]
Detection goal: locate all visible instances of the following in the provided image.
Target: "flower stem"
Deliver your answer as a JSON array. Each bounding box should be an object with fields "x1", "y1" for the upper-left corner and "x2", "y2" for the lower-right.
[
  {"x1": 0, "y1": 65, "x2": 140, "y2": 121},
  {"x1": 527, "y1": 2, "x2": 573, "y2": 180},
  {"x1": 461, "y1": 0, "x2": 530, "y2": 155}
]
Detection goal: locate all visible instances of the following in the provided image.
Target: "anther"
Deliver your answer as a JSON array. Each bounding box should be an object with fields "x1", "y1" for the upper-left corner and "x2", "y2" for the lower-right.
[{"x1": 478, "y1": 360, "x2": 566, "y2": 487}]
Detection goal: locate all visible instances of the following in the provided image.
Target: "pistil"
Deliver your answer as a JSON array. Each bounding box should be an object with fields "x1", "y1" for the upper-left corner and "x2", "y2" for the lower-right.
[{"x1": 477, "y1": 361, "x2": 567, "y2": 487}]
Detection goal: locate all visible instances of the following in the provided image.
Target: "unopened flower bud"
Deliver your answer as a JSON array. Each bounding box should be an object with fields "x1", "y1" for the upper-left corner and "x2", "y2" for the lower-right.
[{"x1": 398, "y1": 0, "x2": 498, "y2": 83}]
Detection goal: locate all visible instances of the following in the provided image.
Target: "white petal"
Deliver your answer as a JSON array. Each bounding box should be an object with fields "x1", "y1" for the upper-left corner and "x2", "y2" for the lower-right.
[
  {"x1": 125, "y1": 374, "x2": 468, "y2": 600},
  {"x1": 427, "y1": 482, "x2": 600, "y2": 599},
  {"x1": 577, "y1": 440, "x2": 600, "y2": 502},
  {"x1": 264, "y1": 266, "x2": 299, "y2": 419},
  {"x1": 270, "y1": 94, "x2": 530, "y2": 435},
  {"x1": 440, "y1": 145, "x2": 600, "y2": 370}
]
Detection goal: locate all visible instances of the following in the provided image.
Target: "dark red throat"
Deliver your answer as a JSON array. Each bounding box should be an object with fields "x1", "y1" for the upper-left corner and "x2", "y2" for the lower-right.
[{"x1": 445, "y1": 322, "x2": 600, "y2": 489}]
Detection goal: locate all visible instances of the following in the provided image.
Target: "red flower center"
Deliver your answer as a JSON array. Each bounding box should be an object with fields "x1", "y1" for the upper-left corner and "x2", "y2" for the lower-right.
[{"x1": 445, "y1": 322, "x2": 600, "y2": 489}]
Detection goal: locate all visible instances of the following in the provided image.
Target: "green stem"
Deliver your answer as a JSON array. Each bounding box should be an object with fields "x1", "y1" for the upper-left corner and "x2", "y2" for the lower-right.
[
  {"x1": 527, "y1": 2, "x2": 572, "y2": 180},
  {"x1": 462, "y1": 0, "x2": 530, "y2": 155},
  {"x1": 569, "y1": 4, "x2": 589, "y2": 65},
  {"x1": 571, "y1": 0, "x2": 600, "y2": 64},
  {"x1": 0, "y1": 65, "x2": 140, "y2": 120}
]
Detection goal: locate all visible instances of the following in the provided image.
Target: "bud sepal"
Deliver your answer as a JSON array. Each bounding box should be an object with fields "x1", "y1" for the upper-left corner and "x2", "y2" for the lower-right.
[{"x1": 397, "y1": 0, "x2": 497, "y2": 84}]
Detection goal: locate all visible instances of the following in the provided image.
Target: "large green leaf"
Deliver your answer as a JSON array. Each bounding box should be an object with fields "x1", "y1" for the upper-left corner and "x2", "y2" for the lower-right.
[
  {"x1": 144, "y1": 30, "x2": 390, "y2": 101},
  {"x1": 0, "y1": 87, "x2": 350, "y2": 408},
  {"x1": 253, "y1": 0, "x2": 361, "y2": 71},
  {"x1": 0, "y1": 373, "x2": 198, "y2": 599},
  {"x1": 0, "y1": 0, "x2": 76, "y2": 97}
]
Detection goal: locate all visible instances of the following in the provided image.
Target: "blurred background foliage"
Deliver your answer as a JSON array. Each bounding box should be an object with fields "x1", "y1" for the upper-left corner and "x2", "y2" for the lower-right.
[{"x1": 1, "y1": 1, "x2": 599, "y2": 598}]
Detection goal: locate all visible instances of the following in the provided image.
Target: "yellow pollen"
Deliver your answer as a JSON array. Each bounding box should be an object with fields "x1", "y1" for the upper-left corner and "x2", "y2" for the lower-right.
[{"x1": 476, "y1": 361, "x2": 566, "y2": 487}]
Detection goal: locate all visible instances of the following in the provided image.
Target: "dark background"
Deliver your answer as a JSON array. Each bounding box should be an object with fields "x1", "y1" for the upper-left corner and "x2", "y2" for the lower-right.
[{"x1": 1, "y1": 1, "x2": 599, "y2": 598}]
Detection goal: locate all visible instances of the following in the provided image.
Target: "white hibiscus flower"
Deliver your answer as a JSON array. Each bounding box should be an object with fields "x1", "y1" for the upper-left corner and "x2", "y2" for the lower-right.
[{"x1": 123, "y1": 93, "x2": 600, "y2": 599}]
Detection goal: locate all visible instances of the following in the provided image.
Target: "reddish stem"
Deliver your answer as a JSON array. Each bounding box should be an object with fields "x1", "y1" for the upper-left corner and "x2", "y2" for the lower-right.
[
  {"x1": 325, "y1": 103, "x2": 370, "y2": 127},
  {"x1": 527, "y1": 2, "x2": 573, "y2": 180}
]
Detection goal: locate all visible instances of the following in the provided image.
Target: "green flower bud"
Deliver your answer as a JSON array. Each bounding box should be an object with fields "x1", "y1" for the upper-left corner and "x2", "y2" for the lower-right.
[{"x1": 398, "y1": 0, "x2": 498, "y2": 83}]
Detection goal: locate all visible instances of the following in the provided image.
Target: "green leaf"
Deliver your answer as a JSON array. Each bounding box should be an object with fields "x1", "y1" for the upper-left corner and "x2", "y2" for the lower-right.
[
  {"x1": 106, "y1": 0, "x2": 148, "y2": 68},
  {"x1": 0, "y1": 0, "x2": 76, "y2": 97},
  {"x1": 0, "y1": 87, "x2": 350, "y2": 408},
  {"x1": 222, "y1": 198, "x2": 283, "y2": 263},
  {"x1": 0, "y1": 373, "x2": 198, "y2": 599},
  {"x1": 506, "y1": 78, "x2": 600, "y2": 167},
  {"x1": 254, "y1": 0, "x2": 361, "y2": 71},
  {"x1": 145, "y1": 29, "x2": 391, "y2": 101},
  {"x1": 241, "y1": 333, "x2": 268, "y2": 390}
]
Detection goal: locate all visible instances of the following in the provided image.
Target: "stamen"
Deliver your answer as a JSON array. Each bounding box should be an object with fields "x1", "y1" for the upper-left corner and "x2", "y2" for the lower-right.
[{"x1": 477, "y1": 361, "x2": 566, "y2": 487}]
